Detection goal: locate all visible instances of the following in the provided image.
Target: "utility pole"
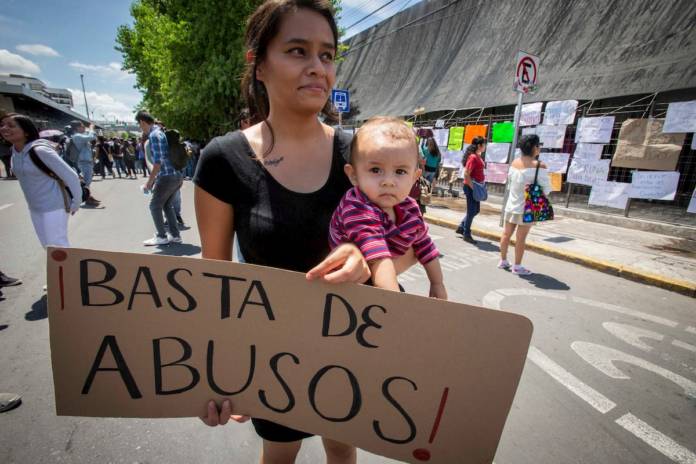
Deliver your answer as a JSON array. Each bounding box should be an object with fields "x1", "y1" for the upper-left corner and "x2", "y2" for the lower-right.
[{"x1": 80, "y1": 74, "x2": 90, "y2": 121}]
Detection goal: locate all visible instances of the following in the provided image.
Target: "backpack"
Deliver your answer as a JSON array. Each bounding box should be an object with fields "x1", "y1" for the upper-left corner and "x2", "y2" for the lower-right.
[
  {"x1": 65, "y1": 138, "x2": 80, "y2": 164},
  {"x1": 164, "y1": 129, "x2": 190, "y2": 171}
]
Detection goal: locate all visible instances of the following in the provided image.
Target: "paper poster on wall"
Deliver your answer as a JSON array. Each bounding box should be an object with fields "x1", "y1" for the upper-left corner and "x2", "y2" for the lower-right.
[
  {"x1": 464, "y1": 124, "x2": 487, "y2": 144},
  {"x1": 485, "y1": 143, "x2": 511, "y2": 163},
  {"x1": 588, "y1": 181, "x2": 631, "y2": 209},
  {"x1": 549, "y1": 173, "x2": 563, "y2": 191},
  {"x1": 442, "y1": 150, "x2": 464, "y2": 168},
  {"x1": 629, "y1": 171, "x2": 680, "y2": 200},
  {"x1": 573, "y1": 143, "x2": 604, "y2": 161},
  {"x1": 435, "y1": 119, "x2": 445, "y2": 128},
  {"x1": 521, "y1": 127, "x2": 535, "y2": 137},
  {"x1": 519, "y1": 102, "x2": 543, "y2": 127},
  {"x1": 543, "y1": 100, "x2": 578, "y2": 126},
  {"x1": 484, "y1": 163, "x2": 509, "y2": 184},
  {"x1": 575, "y1": 116, "x2": 615, "y2": 144},
  {"x1": 457, "y1": 165, "x2": 465, "y2": 179},
  {"x1": 612, "y1": 119, "x2": 685, "y2": 171},
  {"x1": 535, "y1": 125, "x2": 567, "y2": 149},
  {"x1": 687, "y1": 188, "x2": 696, "y2": 214},
  {"x1": 433, "y1": 128, "x2": 449, "y2": 148},
  {"x1": 566, "y1": 159, "x2": 611, "y2": 186},
  {"x1": 663, "y1": 100, "x2": 696, "y2": 133},
  {"x1": 538, "y1": 152, "x2": 571, "y2": 173},
  {"x1": 447, "y1": 127, "x2": 465, "y2": 150},
  {"x1": 492, "y1": 122, "x2": 515, "y2": 143}
]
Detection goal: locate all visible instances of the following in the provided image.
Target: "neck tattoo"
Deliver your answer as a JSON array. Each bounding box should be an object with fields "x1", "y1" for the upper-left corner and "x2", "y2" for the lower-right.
[{"x1": 263, "y1": 156, "x2": 284, "y2": 167}]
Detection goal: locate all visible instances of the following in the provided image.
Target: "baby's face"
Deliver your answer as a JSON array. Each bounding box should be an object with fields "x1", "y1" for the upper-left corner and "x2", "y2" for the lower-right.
[{"x1": 345, "y1": 135, "x2": 421, "y2": 210}]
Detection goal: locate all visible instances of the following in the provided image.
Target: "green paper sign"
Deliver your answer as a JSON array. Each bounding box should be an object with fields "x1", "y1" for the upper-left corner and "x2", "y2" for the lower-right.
[
  {"x1": 492, "y1": 122, "x2": 515, "y2": 143},
  {"x1": 447, "y1": 127, "x2": 465, "y2": 150}
]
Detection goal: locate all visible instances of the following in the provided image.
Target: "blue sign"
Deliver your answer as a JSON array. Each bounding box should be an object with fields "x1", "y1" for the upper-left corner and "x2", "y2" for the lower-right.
[{"x1": 331, "y1": 89, "x2": 350, "y2": 113}]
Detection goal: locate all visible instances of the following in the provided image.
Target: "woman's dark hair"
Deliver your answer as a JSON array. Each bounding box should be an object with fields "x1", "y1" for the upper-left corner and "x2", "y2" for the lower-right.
[
  {"x1": 426, "y1": 137, "x2": 441, "y2": 158},
  {"x1": 242, "y1": 0, "x2": 338, "y2": 154},
  {"x1": 0, "y1": 113, "x2": 40, "y2": 143},
  {"x1": 519, "y1": 134, "x2": 541, "y2": 156},
  {"x1": 463, "y1": 135, "x2": 486, "y2": 165}
]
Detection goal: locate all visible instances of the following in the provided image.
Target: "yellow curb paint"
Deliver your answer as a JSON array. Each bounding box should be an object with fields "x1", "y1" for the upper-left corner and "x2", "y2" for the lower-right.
[{"x1": 423, "y1": 215, "x2": 696, "y2": 298}]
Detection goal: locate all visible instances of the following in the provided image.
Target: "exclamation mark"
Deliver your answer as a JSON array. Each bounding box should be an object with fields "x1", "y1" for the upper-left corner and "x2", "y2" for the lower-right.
[
  {"x1": 51, "y1": 249, "x2": 68, "y2": 310},
  {"x1": 413, "y1": 387, "x2": 450, "y2": 462}
]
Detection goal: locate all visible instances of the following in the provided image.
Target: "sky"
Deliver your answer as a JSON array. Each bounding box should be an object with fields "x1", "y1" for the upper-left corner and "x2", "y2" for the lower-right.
[{"x1": 0, "y1": 0, "x2": 419, "y2": 123}]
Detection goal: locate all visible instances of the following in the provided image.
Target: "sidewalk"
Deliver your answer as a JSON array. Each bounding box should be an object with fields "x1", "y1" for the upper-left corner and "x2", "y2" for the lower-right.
[{"x1": 423, "y1": 197, "x2": 696, "y2": 297}]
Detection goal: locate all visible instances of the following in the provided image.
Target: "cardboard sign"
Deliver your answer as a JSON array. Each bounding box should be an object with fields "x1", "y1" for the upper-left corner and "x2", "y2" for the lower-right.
[
  {"x1": 663, "y1": 100, "x2": 696, "y2": 133},
  {"x1": 543, "y1": 100, "x2": 578, "y2": 126},
  {"x1": 484, "y1": 163, "x2": 509, "y2": 184},
  {"x1": 566, "y1": 159, "x2": 611, "y2": 186},
  {"x1": 538, "y1": 152, "x2": 570, "y2": 173},
  {"x1": 549, "y1": 173, "x2": 563, "y2": 192},
  {"x1": 612, "y1": 119, "x2": 685, "y2": 171},
  {"x1": 629, "y1": 171, "x2": 680, "y2": 200},
  {"x1": 519, "y1": 102, "x2": 542, "y2": 127},
  {"x1": 687, "y1": 188, "x2": 696, "y2": 214},
  {"x1": 492, "y1": 122, "x2": 514, "y2": 143},
  {"x1": 575, "y1": 116, "x2": 615, "y2": 144},
  {"x1": 573, "y1": 143, "x2": 604, "y2": 161},
  {"x1": 484, "y1": 143, "x2": 511, "y2": 164},
  {"x1": 524, "y1": 125, "x2": 566, "y2": 149},
  {"x1": 464, "y1": 125, "x2": 487, "y2": 144},
  {"x1": 433, "y1": 129, "x2": 449, "y2": 149},
  {"x1": 447, "y1": 127, "x2": 465, "y2": 151},
  {"x1": 442, "y1": 150, "x2": 464, "y2": 169},
  {"x1": 589, "y1": 181, "x2": 631, "y2": 209},
  {"x1": 47, "y1": 248, "x2": 533, "y2": 464}
]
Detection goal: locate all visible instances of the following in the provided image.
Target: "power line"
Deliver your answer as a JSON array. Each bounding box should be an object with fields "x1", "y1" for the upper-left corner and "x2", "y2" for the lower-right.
[{"x1": 344, "y1": 0, "x2": 400, "y2": 31}]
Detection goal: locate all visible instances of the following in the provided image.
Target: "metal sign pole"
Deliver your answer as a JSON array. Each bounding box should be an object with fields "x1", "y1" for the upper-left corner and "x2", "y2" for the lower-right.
[{"x1": 499, "y1": 91, "x2": 523, "y2": 227}]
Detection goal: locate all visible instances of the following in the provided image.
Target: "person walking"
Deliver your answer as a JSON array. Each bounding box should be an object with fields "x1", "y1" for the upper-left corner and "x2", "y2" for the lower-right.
[
  {"x1": 69, "y1": 121, "x2": 100, "y2": 206},
  {"x1": 456, "y1": 136, "x2": 486, "y2": 244},
  {"x1": 498, "y1": 134, "x2": 551, "y2": 275},
  {"x1": 1, "y1": 113, "x2": 81, "y2": 248},
  {"x1": 124, "y1": 139, "x2": 137, "y2": 179},
  {"x1": 0, "y1": 136, "x2": 14, "y2": 179},
  {"x1": 420, "y1": 136, "x2": 441, "y2": 184}
]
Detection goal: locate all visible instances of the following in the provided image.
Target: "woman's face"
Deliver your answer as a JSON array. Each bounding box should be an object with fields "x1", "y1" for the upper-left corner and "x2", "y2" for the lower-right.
[
  {"x1": 0, "y1": 117, "x2": 27, "y2": 145},
  {"x1": 477, "y1": 143, "x2": 486, "y2": 154},
  {"x1": 256, "y1": 8, "x2": 336, "y2": 117}
]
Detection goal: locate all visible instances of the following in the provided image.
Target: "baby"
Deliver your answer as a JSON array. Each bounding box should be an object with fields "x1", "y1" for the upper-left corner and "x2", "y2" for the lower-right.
[{"x1": 329, "y1": 117, "x2": 447, "y2": 299}]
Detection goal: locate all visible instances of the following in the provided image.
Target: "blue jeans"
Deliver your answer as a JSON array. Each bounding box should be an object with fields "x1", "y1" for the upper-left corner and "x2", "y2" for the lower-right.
[
  {"x1": 77, "y1": 160, "x2": 93, "y2": 186},
  {"x1": 150, "y1": 174, "x2": 183, "y2": 238},
  {"x1": 113, "y1": 157, "x2": 126, "y2": 177},
  {"x1": 459, "y1": 185, "x2": 480, "y2": 236}
]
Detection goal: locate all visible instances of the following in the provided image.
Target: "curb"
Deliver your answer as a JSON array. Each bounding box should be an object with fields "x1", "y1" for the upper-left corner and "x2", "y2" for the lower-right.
[{"x1": 424, "y1": 215, "x2": 696, "y2": 298}]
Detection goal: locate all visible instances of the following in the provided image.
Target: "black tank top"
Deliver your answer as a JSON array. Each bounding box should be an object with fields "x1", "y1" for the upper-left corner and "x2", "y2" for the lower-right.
[{"x1": 193, "y1": 129, "x2": 353, "y2": 273}]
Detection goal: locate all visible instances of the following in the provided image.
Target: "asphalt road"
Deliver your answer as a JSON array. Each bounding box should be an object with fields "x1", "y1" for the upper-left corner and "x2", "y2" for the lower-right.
[{"x1": 1, "y1": 177, "x2": 694, "y2": 464}]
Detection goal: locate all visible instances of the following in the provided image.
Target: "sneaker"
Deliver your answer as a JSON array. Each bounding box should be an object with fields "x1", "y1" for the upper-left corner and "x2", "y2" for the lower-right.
[
  {"x1": 463, "y1": 235, "x2": 478, "y2": 245},
  {"x1": 455, "y1": 226, "x2": 464, "y2": 236},
  {"x1": 497, "y1": 259, "x2": 511, "y2": 270},
  {"x1": 0, "y1": 393, "x2": 22, "y2": 413},
  {"x1": 0, "y1": 272, "x2": 22, "y2": 287},
  {"x1": 143, "y1": 235, "x2": 170, "y2": 246},
  {"x1": 167, "y1": 234, "x2": 183, "y2": 244},
  {"x1": 512, "y1": 265, "x2": 532, "y2": 275}
]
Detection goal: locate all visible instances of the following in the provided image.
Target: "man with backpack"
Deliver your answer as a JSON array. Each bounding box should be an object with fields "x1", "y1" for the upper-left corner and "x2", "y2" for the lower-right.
[
  {"x1": 68, "y1": 121, "x2": 100, "y2": 207},
  {"x1": 136, "y1": 111, "x2": 183, "y2": 246}
]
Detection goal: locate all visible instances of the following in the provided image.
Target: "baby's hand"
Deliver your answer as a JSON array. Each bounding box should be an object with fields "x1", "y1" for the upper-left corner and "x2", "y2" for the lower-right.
[{"x1": 429, "y1": 282, "x2": 447, "y2": 300}]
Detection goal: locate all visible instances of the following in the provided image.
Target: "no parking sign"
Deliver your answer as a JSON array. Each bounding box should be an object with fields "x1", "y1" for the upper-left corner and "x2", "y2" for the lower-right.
[{"x1": 513, "y1": 51, "x2": 539, "y2": 94}]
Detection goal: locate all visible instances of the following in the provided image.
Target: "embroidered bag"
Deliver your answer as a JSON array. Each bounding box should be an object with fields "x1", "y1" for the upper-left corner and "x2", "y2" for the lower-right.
[{"x1": 522, "y1": 162, "x2": 554, "y2": 223}]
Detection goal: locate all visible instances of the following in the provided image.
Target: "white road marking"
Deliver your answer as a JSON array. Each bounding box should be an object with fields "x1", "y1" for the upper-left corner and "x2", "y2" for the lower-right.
[
  {"x1": 571, "y1": 342, "x2": 696, "y2": 398},
  {"x1": 686, "y1": 326, "x2": 696, "y2": 335},
  {"x1": 571, "y1": 297, "x2": 679, "y2": 328},
  {"x1": 527, "y1": 346, "x2": 616, "y2": 414},
  {"x1": 440, "y1": 260, "x2": 465, "y2": 271},
  {"x1": 602, "y1": 322, "x2": 664, "y2": 352},
  {"x1": 615, "y1": 413, "x2": 696, "y2": 464},
  {"x1": 429, "y1": 234, "x2": 444, "y2": 241},
  {"x1": 0, "y1": 203, "x2": 13, "y2": 211},
  {"x1": 672, "y1": 339, "x2": 696, "y2": 353}
]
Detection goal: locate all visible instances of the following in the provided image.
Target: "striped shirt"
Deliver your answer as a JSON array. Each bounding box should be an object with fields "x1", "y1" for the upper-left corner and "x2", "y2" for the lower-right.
[{"x1": 329, "y1": 187, "x2": 439, "y2": 265}]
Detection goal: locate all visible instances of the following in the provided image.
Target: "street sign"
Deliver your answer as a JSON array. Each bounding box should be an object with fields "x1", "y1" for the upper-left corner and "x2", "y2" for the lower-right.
[
  {"x1": 331, "y1": 88, "x2": 350, "y2": 113},
  {"x1": 513, "y1": 51, "x2": 539, "y2": 94}
]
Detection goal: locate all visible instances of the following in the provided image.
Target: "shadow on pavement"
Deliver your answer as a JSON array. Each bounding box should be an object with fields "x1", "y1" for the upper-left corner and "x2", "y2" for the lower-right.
[
  {"x1": 0, "y1": 324, "x2": 8, "y2": 331},
  {"x1": 153, "y1": 243, "x2": 201, "y2": 257},
  {"x1": 519, "y1": 273, "x2": 570, "y2": 291},
  {"x1": 470, "y1": 240, "x2": 500, "y2": 253},
  {"x1": 25, "y1": 295, "x2": 47, "y2": 321}
]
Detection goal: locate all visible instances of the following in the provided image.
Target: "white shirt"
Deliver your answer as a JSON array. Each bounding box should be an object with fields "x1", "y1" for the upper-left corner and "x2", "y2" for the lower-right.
[{"x1": 504, "y1": 165, "x2": 551, "y2": 214}]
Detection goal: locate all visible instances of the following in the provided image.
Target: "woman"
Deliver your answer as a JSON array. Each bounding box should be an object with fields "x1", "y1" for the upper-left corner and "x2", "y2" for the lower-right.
[
  {"x1": 0, "y1": 113, "x2": 81, "y2": 248},
  {"x1": 124, "y1": 140, "x2": 137, "y2": 179},
  {"x1": 499, "y1": 134, "x2": 551, "y2": 275},
  {"x1": 420, "y1": 136, "x2": 441, "y2": 183},
  {"x1": 456, "y1": 136, "x2": 486, "y2": 244},
  {"x1": 194, "y1": 2, "x2": 416, "y2": 463},
  {"x1": 96, "y1": 136, "x2": 114, "y2": 179}
]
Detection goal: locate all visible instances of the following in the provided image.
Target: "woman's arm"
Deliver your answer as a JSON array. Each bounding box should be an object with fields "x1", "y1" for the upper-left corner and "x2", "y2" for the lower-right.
[
  {"x1": 35, "y1": 145, "x2": 82, "y2": 213},
  {"x1": 194, "y1": 186, "x2": 234, "y2": 260},
  {"x1": 369, "y1": 258, "x2": 400, "y2": 291}
]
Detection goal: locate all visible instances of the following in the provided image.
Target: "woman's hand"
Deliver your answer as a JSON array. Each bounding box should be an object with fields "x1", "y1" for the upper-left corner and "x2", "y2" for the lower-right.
[
  {"x1": 306, "y1": 243, "x2": 371, "y2": 284},
  {"x1": 199, "y1": 400, "x2": 250, "y2": 427}
]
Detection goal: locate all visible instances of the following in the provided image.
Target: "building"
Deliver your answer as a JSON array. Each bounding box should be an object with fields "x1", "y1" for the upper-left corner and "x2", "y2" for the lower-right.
[
  {"x1": 0, "y1": 81, "x2": 90, "y2": 130},
  {"x1": 0, "y1": 74, "x2": 73, "y2": 107}
]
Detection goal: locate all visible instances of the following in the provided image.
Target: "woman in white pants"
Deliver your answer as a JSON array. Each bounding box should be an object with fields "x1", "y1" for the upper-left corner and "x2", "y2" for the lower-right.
[{"x1": 0, "y1": 113, "x2": 81, "y2": 248}]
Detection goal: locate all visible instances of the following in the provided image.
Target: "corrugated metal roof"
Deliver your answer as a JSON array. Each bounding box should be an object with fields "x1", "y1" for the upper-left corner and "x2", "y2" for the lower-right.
[{"x1": 0, "y1": 82, "x2": 90, "y2": 123}]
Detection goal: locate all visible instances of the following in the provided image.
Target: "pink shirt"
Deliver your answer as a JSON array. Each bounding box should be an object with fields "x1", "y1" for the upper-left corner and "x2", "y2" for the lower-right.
[{"x1": 329, "y1": 187, "x2": 439, "y2": 265}]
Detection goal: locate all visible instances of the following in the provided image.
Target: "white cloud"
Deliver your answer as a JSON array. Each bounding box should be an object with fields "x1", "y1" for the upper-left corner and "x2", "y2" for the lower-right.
[
  {"x1": 68, "y1": 88, "x2": 140, "y2": 122},
  {"x1": 68, "y1": 61, "x2": 133, "y2": 81},
  {"x1": 16, "y1": 44, "x2": 60, "y2": 57},
  {"x1": 0, "y1": 49, "x2": 41, "y2": 75}
]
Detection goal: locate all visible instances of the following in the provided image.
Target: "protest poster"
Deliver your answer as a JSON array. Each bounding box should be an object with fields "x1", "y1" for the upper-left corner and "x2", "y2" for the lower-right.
[
  {"x1": 543, "y1": 100, "x2": 578, "y2": 126},
  {"x1": 521, "y1": 127, "x2": 535, "y2": 137},
  {"x1": 534, "y1": 125, "x2": 567, "y2": 149},
  {"x1": 442, "y1": 150, "x2": 464, "y2": 168},
  {"x1": 464, "y1": 124, "x2": 487, "y2": 144},
  {"x1": 484, "y1": 163, "x2": 509, "y2": 184},
  {"x1": 566, "y1": 159, "x2": 611, "y2": 186},
  {"x1": 519, "y1": 102, "x2": 543, "y2": 127},
  {"x1": 492, "y1": 122, "x2": 514, "y2": 143},
  {"x1": 573, "y1": 143, "x2": 604, "y2": 161},
  {"x1": 588, "y1": 181, "x2": 631, "y2": 209},
  {"x1": 688, "y1": 188, "x2": 696, "y2": 214},
  {"x1": 435, "y1": 119, "x2": 445, "y2": 129},
  {"x1": 612, "y1": 119, "x2": 685, "y2": 171},
  {"x1": 433, "y1": 129, "x2": 449, "y2": 149},
  {"x1": 538, "y1": 152, "x2": 571, "y2": 173},
  {"x1": 575, "y1": 116, "x2": 615, "y2": 144},
  {"x1": 47, "y1": 248, "x2": 533, "y2": 464},
  {"x1": 447, "y1": 127, "x2": 465, "y2": 150},
  {"x1": 628, "y1": 171, "x2": 680, "y2": 200},
  {"x1": 549, "y1": 173, "x2": 563, "y2": 192},
  {"x1": 484, "y1": 143, "x2": 511, "y2": 164},
  {"x1": 663, "y1": 100, "x2": 696, "y2": 133}
]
